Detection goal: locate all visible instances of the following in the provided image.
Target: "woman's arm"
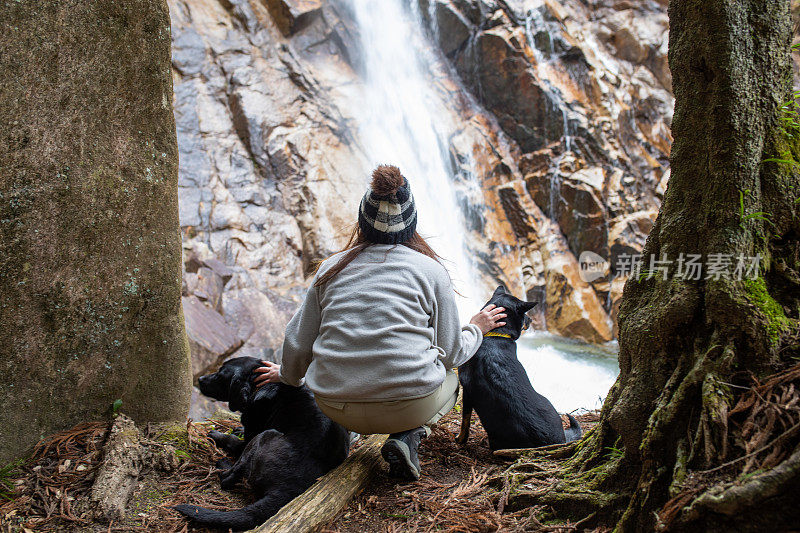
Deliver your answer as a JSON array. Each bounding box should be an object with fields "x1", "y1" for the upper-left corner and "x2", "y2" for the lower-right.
[
  {"x1": 433, "y1": 273, "x2": 505, "y2": 368},
  {"x1": 276, "y1": 282, "x2": 323, "y2": 386}
]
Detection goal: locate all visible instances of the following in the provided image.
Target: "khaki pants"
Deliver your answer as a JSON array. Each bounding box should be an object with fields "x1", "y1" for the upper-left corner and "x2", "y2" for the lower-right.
[{"x1": 315, "y1": 371, "x2": 459, "y2": 435}]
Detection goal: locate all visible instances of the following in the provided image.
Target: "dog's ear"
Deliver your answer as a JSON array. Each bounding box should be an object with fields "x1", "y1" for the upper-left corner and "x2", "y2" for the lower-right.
[
  {"x1": 228, "y1": 375, "x2": 252, "y2": 412},
  {"x1": 519, "y1": 300, "x2": 538, "y2": 314},
  {"x1": 492, "y1": 285, "x2": 507, "y2": 297}
]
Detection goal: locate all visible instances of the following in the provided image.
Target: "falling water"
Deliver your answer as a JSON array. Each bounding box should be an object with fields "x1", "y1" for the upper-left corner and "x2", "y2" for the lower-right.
[
  {"x1": 346, "y1": 0, "x2": 480, "y2": 318},
  {"x1": 524, "y1": 8, "x2": 574, "y2": 222},
  {"x1": 345, "y1": 0, "x2": 618, "y2": 412}
]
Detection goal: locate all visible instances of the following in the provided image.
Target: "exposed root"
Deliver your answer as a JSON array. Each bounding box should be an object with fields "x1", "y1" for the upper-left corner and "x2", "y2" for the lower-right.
[
  {"x1": 658, "y1": 362, "x2": 800, "y2": 530},
  {"x1": 680, "y1": 443, "x2": 800, "y2": 521}
]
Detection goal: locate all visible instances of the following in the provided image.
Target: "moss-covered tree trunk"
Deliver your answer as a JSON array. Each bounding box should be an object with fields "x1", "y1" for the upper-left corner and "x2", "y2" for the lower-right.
[
  {"x1": 508, "y1": 1, "x2": 800, "y2": 531},
  {"x1": 0, "y1": 0, "x2": 192, "y2": 463}
]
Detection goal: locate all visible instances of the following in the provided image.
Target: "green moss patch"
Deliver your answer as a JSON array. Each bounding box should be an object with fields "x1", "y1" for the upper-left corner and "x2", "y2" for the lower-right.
[{"x1": 744, "y1": 277, "x2": 794, "y2": 345}]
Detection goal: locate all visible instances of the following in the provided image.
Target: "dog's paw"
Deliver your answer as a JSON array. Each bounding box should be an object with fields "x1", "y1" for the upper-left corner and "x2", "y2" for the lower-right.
[
  {"x1": 220, "y1": 473, "x2": 239, "y2": 490},
  {"x1": 455, "y1": 431, "x2": 468, "y2": 445},
  {"x1": 208, "y1": 429, "x2": 227, "y2": 441}
]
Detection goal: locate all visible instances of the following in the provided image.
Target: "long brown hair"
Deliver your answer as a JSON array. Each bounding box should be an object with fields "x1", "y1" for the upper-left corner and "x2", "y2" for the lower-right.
[{"x1": 313, "y1": 224, "x2": 441, "y2": 287}]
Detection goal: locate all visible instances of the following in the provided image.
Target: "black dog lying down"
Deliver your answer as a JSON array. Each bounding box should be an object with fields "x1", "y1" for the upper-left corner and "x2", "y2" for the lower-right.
[
  {"x1": 174, "y1": 357, "x2": 350, "y2": 531},
  {"x1": 457, "y1": 286, "x2": 582, "y2": 450}
]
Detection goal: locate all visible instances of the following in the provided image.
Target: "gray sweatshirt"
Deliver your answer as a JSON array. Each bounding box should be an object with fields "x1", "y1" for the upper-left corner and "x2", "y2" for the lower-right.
[{"x1": 278, "y1": 244, "x2": 483, "y2": 401}]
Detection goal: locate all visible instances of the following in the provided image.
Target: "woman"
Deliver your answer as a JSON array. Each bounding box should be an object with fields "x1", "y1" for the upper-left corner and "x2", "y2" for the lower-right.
[{"x1": 253, "y1": 165, "x2": 506, "y2": 480}]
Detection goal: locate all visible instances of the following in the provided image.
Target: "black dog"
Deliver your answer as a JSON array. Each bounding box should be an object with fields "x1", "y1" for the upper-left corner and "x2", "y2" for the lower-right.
[
  {"x1": 174, "y1": 356, "x2": 350, "y2": 531},
  {"x1": 457, "y1": 286, "x2": 582, "y2": 450}
]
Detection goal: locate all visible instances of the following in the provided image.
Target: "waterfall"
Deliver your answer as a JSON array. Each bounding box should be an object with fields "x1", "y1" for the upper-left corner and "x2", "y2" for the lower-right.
[
  {"x1": 343, "y1": 0, "x2": 619, "y2": 412},
  {"x1": 524, "y1": 8, "x2": 574, "y2": 222},
  {"x1": 346, "y1": 0, "x2": 480, "y2": 320}
]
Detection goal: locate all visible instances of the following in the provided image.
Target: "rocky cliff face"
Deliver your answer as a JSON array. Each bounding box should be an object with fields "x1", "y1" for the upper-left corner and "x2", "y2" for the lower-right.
[{"x1": 168, "y1": 0, "x2": 672, "y2": 390}]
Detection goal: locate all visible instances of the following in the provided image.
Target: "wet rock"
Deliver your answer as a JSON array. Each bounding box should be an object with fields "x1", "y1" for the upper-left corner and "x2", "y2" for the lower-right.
[
  {"x1": 608, "y1": 210, "x2": 658, "y2": 275},
  {"x1": 426, "y1": 0, "x2": 474, "y2": 55},
  {"x1": 612, "y1": 27, "x2": 648, "y2": 63},
  {"x1": 502, "y1": 181, "x2": 613, "y2": 343},
  {"x1": 457, "y1": 26, "x2": 565, "y2": 151},
  {"x1": 265, "y1": 0, "x2": 323, "y2": 36},
  {"x1": 182, "y1": 295, "x2": 243, "y2": 379},
  {"x1": 541, "y1": 236, "x2": 614, "y2": 344},
  {"x1": 497, "y1": 185, "x2": 538, "y2": 243},
  {"x1": 557, "y1": 167, "x2": 608, "y2": 259}
]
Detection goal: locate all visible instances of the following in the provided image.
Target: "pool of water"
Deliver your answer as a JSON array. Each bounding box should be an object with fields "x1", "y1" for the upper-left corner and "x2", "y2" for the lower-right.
[{"x1": 516, "y1": 331, "x2": 619, "y2": 414}]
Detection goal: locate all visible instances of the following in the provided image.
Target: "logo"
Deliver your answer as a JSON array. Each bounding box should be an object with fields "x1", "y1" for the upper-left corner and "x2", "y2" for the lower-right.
[{"x1": 579, "y1": 251, "x2": 608, "y2": 283}]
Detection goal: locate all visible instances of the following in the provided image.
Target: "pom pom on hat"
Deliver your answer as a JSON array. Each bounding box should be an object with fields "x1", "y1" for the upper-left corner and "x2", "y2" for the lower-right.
[{"x1": 358, "y1": 165, "x2": 417, "y2": 244}]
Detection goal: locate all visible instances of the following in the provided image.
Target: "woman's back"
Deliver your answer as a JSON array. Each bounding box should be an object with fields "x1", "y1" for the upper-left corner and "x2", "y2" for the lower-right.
[{"x1": 305, "y1": 244, "x2": 455, "y2": 402}]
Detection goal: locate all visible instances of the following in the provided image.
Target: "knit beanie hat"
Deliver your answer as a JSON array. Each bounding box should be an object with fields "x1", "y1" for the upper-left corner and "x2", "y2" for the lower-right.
[{"x1": 358, "y1": 165, "x2": 418, "y2": 245}]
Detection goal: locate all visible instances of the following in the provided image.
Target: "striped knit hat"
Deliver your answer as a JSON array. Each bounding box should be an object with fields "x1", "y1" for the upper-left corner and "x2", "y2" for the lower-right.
[{"x1": 358, "y1": 165, "x2": 417, "y2": 244}]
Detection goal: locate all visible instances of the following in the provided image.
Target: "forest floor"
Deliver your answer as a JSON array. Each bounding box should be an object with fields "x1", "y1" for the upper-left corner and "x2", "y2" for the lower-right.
[
  {"x1": 0, "y1": 403, "x2": 600, "y2": 533},
  {"x1": 323, "y1": 408, "x2": 601, "y2": 533}
]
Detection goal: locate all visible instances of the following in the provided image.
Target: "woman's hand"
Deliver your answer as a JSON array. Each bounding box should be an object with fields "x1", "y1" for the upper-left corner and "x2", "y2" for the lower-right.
[
  {"x1": 470, "y1": 304, "x2": 507, "y2": 334},
  {"x1": 253, "y1": 360, "x2": 282, "y2": 388}
]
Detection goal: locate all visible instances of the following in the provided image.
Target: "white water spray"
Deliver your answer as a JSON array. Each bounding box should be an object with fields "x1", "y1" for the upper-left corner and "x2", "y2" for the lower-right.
[
  {"x1": 347, "y1": 0, "x2": 480, "y2": 320},
  {"x1": 344, "y1": 0, "x2": 618, "y2": 411}
]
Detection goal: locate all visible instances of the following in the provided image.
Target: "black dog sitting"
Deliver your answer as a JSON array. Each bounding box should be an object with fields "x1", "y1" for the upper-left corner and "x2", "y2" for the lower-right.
[
  {"x1": 457, "y1": 286, "x2": 582, "y2": 450},
  {"x1": 174, "y1": 356, "x2": 350, "y2": 531}
]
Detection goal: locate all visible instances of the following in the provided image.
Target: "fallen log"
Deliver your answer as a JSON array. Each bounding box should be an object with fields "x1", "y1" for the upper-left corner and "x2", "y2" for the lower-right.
[{"x1": 249, "y1": 434, "x2": 386, "y2": 533}]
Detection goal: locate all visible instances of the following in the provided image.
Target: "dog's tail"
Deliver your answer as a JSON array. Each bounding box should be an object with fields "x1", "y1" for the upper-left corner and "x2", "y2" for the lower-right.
[
  {"x1": 174, "y1": 489, "x2": 292, "y2": 531},
  {"x1": 563, "y1": 414, "x2": 583, "y2": 442}
]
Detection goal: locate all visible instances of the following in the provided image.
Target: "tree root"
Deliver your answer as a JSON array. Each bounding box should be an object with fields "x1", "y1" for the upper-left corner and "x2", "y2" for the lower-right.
[{"x1": 679, "y1": 444, "x2": 800, "y2": 523}]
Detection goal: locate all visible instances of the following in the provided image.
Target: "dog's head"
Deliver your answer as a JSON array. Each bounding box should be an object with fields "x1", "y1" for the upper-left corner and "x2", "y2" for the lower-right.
[
  {"x1": 483, "y1": 285, "x2": 538, "y2": 340},
  {"x1": 197, "y1": 356, "x2": 280, "y2": 413}
]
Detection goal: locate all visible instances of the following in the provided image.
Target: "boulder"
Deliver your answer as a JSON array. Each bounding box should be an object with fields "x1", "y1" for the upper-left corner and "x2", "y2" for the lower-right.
[
  {"x1": 222, "y1": 288, "x2": 297, "y2": 359},
  {"x1": 192, "y1": 267, "x2": 225, "y2": 312},
  {"x1": 202, "y1": 257, "x2": 234, "y2": 285},
  {"x1": 182, "y1": 296, "x2": 243, "y2": 379}
]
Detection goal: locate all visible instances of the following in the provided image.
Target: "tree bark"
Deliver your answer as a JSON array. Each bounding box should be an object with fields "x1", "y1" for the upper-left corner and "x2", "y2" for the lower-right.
[
  {"x1": 505, "y1": 1, "x2": 800, "y2": 531},
  {"x1": 0, "y1": 0, "x2": 192, "y2": 463}
]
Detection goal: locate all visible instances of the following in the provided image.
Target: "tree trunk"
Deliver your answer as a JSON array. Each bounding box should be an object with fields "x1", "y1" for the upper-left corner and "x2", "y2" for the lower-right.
[
  {"x1": 0, "y1": 0, "x2": 192, "y2": 463},
  {"x1": 508, "y1": 1, "x2": 800, "y2": 531}
]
